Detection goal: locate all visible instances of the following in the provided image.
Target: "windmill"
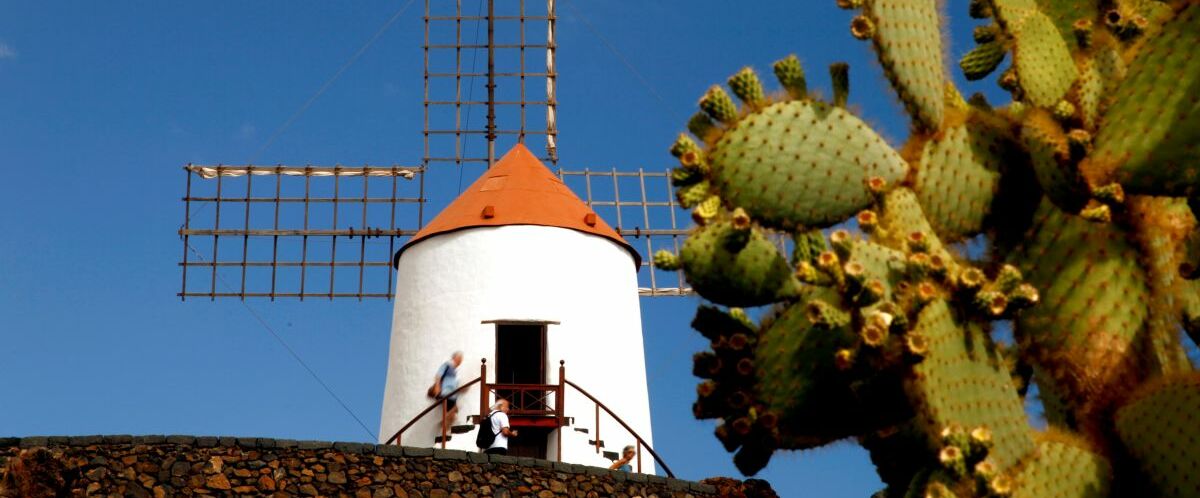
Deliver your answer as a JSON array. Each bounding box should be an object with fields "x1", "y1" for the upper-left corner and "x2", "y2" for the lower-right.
[{"x1": 176, "y1": 0, "x2": 687, "y2": 475}]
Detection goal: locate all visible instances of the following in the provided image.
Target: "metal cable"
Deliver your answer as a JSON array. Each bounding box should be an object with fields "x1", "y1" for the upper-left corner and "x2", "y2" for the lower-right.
[
  {"x1": 250, "y1": 0, "x2": 419, "y2": 163},
  {"x1": 456, "y1": 0, "x2": 488, "y2": 194},
  {"x1": 185, "y1": 242, "x2": 378, "y2": 441},
  {"x1": 182, "y1": 0, "x2": 418, "y2": 232},
  {"x1": 559, "y1": 0, "x2": 674, "y2": 114}
]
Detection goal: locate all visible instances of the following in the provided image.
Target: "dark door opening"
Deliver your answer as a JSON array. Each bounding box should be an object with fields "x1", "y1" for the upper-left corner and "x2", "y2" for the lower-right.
[
  {"x1": 495, "y1": 323, "x2": 548, "y2": 413},
  {"x1": 495, "y1": 323, "x2": 546, "y2": 384},
  {"x1": 506, "y1": 426, "x2": 551, "y2": 459}
]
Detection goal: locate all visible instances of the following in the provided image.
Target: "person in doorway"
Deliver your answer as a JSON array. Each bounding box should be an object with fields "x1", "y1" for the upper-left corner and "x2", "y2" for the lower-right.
[
  {"x1": 429, "y1": 351, "x2": 464, "y2": 437},
  {"x1": 609, "y1": 445, "x2": 636, "y2": 472},
  {"x1": 485, "y1": 399, "x2": 519, "y2": 455}
]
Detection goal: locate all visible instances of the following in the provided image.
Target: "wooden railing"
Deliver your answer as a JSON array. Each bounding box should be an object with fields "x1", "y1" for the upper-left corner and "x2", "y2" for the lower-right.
[
  {"x1": 382, "y1": 359, "x2": 673, "y2": 477},
  {"x1": 383, "y1": 376, "x2": 481, "y2": 448},
  {"x1": 564, "y1": 378, "x2": 674, "y2": 477}
]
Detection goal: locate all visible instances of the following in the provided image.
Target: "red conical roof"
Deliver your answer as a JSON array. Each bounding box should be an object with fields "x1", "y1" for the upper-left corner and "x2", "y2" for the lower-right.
[{"x1": 395, "y1": 144, "x2": 640, "y2": 267}]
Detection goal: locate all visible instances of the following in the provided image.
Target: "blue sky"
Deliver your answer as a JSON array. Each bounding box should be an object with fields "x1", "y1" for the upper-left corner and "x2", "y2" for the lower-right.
[{"x1": 0, "y1": 2, "x2": 1012, "y2": 496}]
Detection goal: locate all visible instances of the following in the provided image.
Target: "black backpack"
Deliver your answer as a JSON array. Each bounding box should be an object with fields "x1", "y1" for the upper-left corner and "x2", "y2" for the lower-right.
[{"x1": 475, "y1": 411, "x2": 500, "y2": 449}]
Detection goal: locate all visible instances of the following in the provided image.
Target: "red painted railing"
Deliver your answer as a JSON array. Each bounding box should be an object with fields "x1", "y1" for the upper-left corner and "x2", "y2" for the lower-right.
[{"x1": 383, "y1": 359, "x2": 673, "y2": 477}]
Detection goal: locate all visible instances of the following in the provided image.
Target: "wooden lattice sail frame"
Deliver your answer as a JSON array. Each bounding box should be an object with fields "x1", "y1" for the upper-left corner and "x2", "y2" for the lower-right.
[{"x1": 176, "y1": 0, "x2": 693, "y2": 300}]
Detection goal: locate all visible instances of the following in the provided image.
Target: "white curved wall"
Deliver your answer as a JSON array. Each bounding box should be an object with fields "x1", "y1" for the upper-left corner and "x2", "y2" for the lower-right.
[{"x1": 379, "y1": 225, "x2": 654, "y2": 473}]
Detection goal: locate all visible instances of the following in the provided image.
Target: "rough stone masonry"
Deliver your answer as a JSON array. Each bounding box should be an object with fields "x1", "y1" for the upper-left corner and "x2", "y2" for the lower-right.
[{"x1": 0, "y1": 436, "x2": 777, "y2": 497}]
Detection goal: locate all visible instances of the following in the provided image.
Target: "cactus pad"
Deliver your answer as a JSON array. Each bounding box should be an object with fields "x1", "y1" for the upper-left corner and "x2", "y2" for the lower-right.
[
  {"x1": 1087, "y1": 3, "x2": 1200, "y2": 197},
  {"x1": 1031, "y1": 0, "x2": 1097, "y2": 50},
  {"x1": 905, "y1": 300, "x2": 1035, "y2": 471},
  {"x1": 756, "y1": 295, "x2": 888, "y2": 447},
  {"x1": 680, "y1": 220, "x2": 803, "y2": 307},
  {"x1": 1007, "y1": 432, "x2": 1111, "y2": 498},
  {"x1": 862, "y1": 0, "x2": 946, "y2": 130},
  {"x1": 1012, "y1": 11, "x2": 1078, "y2": 107},
  {"x1": 666, "y1": 1, "x2": 1200, "y2": 492},
  {"x1": 1114, "y1": 373, "x2": 1200, "y2": 498},
  {"x1": 1009, "y1": 199, "x2": 1150, "y2": 429},
  {"x1": 909, "y1": 117, "x2": 1009, "y2": 241},
  {"x1": 707, "y1": 99, "x2": 908, "y2": 228}
]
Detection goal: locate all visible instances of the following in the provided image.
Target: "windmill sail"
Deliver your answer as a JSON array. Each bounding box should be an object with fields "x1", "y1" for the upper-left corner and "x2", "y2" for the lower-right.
[{"x1": 177, "y1": 0, "x2": 692, "y2": 300}]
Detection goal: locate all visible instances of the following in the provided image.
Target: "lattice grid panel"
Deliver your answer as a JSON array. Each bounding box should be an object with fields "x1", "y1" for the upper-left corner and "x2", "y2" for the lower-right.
[
  {"x1": 423, "y1": 0, "x2": 557, "y2": 167},
  {"x1": 557, "y1": 168, "x2": 693, "y2": 296},
  {"x1": 178, "y1": 165, "x2": 423, "y2": 300}
]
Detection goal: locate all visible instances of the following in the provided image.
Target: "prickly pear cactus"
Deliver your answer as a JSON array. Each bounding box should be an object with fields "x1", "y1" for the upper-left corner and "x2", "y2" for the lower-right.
[{"x1": 661, "y1": 1, "x2": 1200, "y2": 496}]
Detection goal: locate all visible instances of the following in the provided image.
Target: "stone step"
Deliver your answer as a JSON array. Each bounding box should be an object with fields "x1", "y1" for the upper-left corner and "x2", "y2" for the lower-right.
[
  {"x1": 603, "y1": 450, "x2": 619, "y2": 461},
  {"x1": 587, "y1": 439, "x2": 604, "y2": 448},
  {"x1": 433, "y1": 435, "x2": 452, "y2": 444},
  {"x1": 573, "y1": 428, "x2": 589, "y2": 434},
  {"x1": 450, "y1": 425, "x2": 475, "y2": 434}
]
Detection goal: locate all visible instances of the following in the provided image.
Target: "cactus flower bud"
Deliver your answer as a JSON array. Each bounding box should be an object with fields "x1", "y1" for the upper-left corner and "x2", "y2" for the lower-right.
[
  {"x1": 975, "y1": 290, "x2": 1008, "y2": 317},
  {"x1": 830, "y1": 229, "x2": 854, "y2": 259},
  {"x1": 830, "y1": 62, "x2": 850, "y2": 108},
  {"x1": 994, "y1": 264, "x2": 1022, "y2": 293},
  {"x1": 1073, "y1": 18, "x2": 1093, "y2": 48},
  {"x1": 687, "y1": 112, "x2": 716, "y2": 139},
  {"x1": 731, "y1": 207, "x2": 752, "y2": 231},
  {"x1": 700, "y1": 85, "x2": 739, "y2": 125},
  {"x1": 728, "y1": 67, "x2": 765, "y2": 107},
  {"x1": 670, "y1": 133, "x2": 699, "y2": 159},
  {"x1": 1008, "y1": 283, "x2": 1040, "y2": 308},
  {"x1": 850, "y1": 15, "x2": 875, "y2": 40},
  {"x1": 834, "y1": 348, "x2": 855, "y2": 371},
  {"x1": 1091, "y1": 182, "x2": 1124, "y2": 205},
  {"x1": 989, "y1": 475, "x2": 1013, "y2": 496},
  {"x1": 858, "y1": 279, "x2": 886, "y2": 306},
  {"x1": 907, "y1": 231, "x2": 931, "y2": 253},
  {"x1": 653, "y1": 250, "x2": 682, "y2": 271},
  {"x1": 773, "y1": 54, "x2": 808, "y2": 100},
  {"x1": 856, "y1": 210, "x2": 878, "y2": 233},
  {"x1": 958, "y1": 267, "x2": 985, "y2": 291},
  {"x1": 1080, "y1": 203, "x2": 1112, "y2": 223},
  {"x1": 906, "y1": 333, "x2": 929, "y2": 357}
]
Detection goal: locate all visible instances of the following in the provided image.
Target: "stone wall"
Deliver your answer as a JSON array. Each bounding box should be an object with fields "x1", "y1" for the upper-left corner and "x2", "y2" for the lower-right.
[{"x1": 0, "y1": 436, "x2": 732, "y2": 497}]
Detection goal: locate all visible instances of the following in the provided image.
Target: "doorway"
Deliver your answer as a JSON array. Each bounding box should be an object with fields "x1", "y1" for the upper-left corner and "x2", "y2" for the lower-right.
[
  {"x1": 507, "y1": 426, "x2": 551, "y2": 459},
  {"x1": 495, "y1": 323, "x2": 547, "y2": 385}
]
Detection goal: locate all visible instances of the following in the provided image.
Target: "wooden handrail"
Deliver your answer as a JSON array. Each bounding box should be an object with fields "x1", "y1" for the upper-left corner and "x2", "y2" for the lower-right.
[
  {"x1": 383, "y1": 377, "x2": 481, "y2": 445},
  {"x1": 383, "y1": 359, "x2": 675, "y2": 479},
  {"x1": 564, "y1": 379, "x2": 674, "y2": 478}
]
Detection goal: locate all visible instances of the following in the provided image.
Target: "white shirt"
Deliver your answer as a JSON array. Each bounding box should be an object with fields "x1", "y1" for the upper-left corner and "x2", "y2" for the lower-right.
[{"x1": 489, "y1": 411, "x2": 510, "y2": 450}]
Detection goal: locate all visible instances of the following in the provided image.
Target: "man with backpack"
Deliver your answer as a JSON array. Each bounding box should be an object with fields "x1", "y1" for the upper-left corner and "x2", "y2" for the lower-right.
[{"x1": 476, "y1": 399, "x2": 518, "y2": 455}]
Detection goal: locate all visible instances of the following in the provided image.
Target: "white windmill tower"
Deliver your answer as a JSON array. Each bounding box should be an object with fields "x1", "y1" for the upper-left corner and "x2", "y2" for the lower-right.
[
  {"x1": 177, "y1": 0, "x2": 691, "y2": 476},
  {"x1": 379, "y1": 143, "x2": 656, "y2": 471}
]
